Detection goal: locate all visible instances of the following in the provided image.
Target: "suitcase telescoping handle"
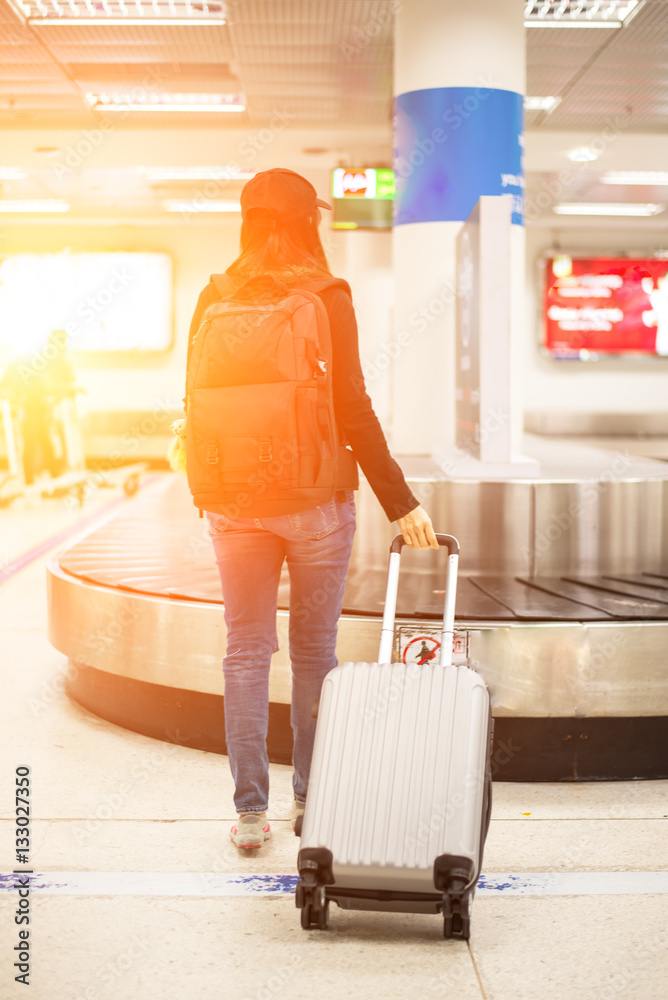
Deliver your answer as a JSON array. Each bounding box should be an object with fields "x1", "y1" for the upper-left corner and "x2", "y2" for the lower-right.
[{"x1": 378, "y1": 534, "x2": 460, "y2": 668}]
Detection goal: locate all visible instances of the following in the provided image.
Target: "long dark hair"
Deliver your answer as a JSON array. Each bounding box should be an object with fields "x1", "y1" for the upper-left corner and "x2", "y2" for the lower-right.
[{"x1": 226, "y1": 210, "x2": 332, "y2": 286}]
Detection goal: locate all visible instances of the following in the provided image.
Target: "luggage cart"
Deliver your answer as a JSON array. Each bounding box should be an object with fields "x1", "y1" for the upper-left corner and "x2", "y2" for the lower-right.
[{"x1": 0, "y1": 390, "x2": 148, "y2": 507}]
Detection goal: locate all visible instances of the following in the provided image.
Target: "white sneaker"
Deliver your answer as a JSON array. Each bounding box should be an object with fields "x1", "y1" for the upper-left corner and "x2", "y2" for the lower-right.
[
  {"x1": 230, "y1": 813, "x2": 271, "y2": 849},
  {"x1": 290, "y1": 798, "x2": 305, "y2": 832}
]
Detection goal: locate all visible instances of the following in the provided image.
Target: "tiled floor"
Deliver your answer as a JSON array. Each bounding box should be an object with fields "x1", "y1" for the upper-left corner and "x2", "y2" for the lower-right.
[{"x1": 1, "y1": 475, "x2": 667, "y2": 999}]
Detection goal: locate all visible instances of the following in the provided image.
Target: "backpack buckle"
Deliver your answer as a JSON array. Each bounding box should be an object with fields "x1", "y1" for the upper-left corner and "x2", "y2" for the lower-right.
[
  {"x1": 206, "y1": 442, "x2": 219, "y2": 464},
  {"x1": 259, "y1": 440, "x2": 272, "y2": 462}
]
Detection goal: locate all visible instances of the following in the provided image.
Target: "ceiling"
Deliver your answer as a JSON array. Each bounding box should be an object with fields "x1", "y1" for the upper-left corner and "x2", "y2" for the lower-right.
[{"x1": 0, "y1": 0, "x2": 667, "y2": 223}]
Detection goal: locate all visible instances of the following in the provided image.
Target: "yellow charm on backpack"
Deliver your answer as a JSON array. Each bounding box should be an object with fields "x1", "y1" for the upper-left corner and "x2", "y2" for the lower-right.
[{"x1": 167, "y1": 418, "x2": 187, "y2": 474}]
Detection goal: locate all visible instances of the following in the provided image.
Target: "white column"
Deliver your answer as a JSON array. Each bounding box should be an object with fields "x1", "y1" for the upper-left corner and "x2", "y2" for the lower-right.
[{"x1": 392, "y1": 0, "x2": 525, "y2": 455}]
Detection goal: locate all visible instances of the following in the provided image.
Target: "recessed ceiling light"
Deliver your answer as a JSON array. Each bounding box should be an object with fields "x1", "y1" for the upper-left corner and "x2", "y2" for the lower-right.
[
  {"x1": 524, "y1": 0, "x2": 643, "y2": 28},
  {"x1": 601, "y1": 171, "x2": 668, "y2": 186},
  {"x1": 139, "y1": 167, "x2": 254, "y2": 181},
  {"x1": 86, "y1": 93, "x2": 245, "y2": 113},
  {"x1": 0, "y1": 167, "x2": 28, "y2": 180},
  {"x1": 553, "y1": 203, "x2": 664, "y2": 216},
  {"x1": 0, "y1": 199, "x2": 70, "y2": 213},
  {"x1": 524, "y1": 96, "x2": 561, "y2": 111},
  {"x1": 162, "y1": 200, "x2": 241, "y2": 213},
  {"x1": 567, "y1": 147, "x2": 600, "y2": 162}
]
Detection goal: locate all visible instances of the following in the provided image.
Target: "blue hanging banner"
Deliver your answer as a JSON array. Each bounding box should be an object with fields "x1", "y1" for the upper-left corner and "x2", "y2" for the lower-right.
[{"x1": 394, "y1": 86, "x2": 524, "y2": 226}]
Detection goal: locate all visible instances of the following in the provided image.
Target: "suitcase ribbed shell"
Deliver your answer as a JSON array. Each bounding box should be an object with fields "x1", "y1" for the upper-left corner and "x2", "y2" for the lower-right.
[{"x1": 300, "y1": 660, "x2": 490, "y2": 895}]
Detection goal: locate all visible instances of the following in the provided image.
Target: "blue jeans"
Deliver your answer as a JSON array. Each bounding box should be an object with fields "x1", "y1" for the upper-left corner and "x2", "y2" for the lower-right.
[{"x1": 206, "y1": 490, "x2": 356, "y2": 815}]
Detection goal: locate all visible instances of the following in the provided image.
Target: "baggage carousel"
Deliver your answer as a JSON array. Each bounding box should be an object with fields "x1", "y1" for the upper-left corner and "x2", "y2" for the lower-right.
[{"x1": 47, "y1": 440, "x2": 668, "y2": 781}]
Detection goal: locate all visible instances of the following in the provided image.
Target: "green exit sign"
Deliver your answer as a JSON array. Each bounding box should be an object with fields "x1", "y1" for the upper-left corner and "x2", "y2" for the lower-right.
[{"x1": 375, "y1": 169, "x2": 395, "y2": 200}]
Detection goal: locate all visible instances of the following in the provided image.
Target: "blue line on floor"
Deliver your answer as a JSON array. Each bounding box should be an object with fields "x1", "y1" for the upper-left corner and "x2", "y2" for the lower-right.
[{"x1": 1, "y1": 871, "x2": 666, "y2": 897}]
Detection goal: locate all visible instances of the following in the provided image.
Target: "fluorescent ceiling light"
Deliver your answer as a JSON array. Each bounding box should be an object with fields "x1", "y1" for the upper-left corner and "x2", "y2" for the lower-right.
[
  {"x1": 0, "y1": 167, "x2": 28, "y2": 180},
  {"x1": 567, "y1": 147, "x2": 600, "y2": 162},
  {"x1": 602, "y1": 171, "x2": 668, "y2": 186},
  {"x1": 139, "y1": 167, "x2": 254, "y2": 181},
  {"x1": 163, "y1": 200, "x2": 241, "y2": 213},
  {"x1": 524, "y1": 20, "x2": 620, "y2": 28},
  {"x1": 7, "y1": 0, "x2": 226, "y2": 25},
  {"x1": 0, "y1": 200, "x2": 70, "y2": 212},
  {"x1": 86, "y1": 92, "x2": 245, "y2": 113},
  {"x1": 524, "y1": 0, "x2": 643, "y2": 27},
  {"x1": 99, "y1": 103, "x2": 244, "y2": 113},
  {"x1": 553, "y1": 203, "x2": 664, "y2": 216},
  {"x1": 28, "y1": 18, "x2": 226, "y2": 25},
  {"x1": 524, "y1": 96, "x2": 561, "y2": 111}
]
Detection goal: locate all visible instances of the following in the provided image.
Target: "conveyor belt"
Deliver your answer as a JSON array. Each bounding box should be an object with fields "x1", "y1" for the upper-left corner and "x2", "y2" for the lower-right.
[
  {"x1": 56, "y1": 475, "x2": 668, "y2": 623},
  {"x1": 471, "y1": 576, "x2": 615, "y2": 621},
  {"x1": 59, "y1": 513, "x2": 668, "y2": 622},
  {"x1": 562, "y1": 575, "x2": 668, "y2": 606},
  {"x1": 414, "y1": 576, "x2": 519, "y2": 620},
  {"x1": 517, "y1": 577, "x2": 668, "y2": 620},
  {"x1": 602, "y1": 574, "x2": 668, "y2": 594}
]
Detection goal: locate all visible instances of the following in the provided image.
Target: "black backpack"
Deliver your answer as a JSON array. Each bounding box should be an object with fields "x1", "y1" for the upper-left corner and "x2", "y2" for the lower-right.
[{"x1": 185, "y1": 273, "x2": 357, "y2": 517}]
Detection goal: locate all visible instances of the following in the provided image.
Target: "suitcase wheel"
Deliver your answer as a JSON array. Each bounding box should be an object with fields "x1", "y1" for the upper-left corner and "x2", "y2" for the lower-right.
[
  {"x1": 298, "y1": 883, "x2": 329, "y2": 931},
  {"x1": 442, "y1": 892, "x2": 470, "y2": 941}
]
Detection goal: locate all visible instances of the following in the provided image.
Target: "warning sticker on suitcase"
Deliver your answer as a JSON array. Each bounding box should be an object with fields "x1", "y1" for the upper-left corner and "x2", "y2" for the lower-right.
[{"x1": 397, "y1": 626, "x2": 469, "y2": 665}]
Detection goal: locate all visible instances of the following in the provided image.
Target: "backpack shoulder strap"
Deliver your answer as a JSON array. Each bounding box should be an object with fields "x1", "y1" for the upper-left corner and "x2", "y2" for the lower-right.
[
  {"x1": 300, "y1": 276, "x2": 352, "y2": 298},
  {"x1": 211, "y1": 273, "x2": 235, "y2": 298},
  {"x1": 211, "y1": 273, "x2": 351, "y2": 300}
]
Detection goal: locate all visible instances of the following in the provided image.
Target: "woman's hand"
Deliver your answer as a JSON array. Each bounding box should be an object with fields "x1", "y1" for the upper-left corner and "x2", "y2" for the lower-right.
[{"x1": 396, "y1": 505, "x2": 439, "y2": 549}]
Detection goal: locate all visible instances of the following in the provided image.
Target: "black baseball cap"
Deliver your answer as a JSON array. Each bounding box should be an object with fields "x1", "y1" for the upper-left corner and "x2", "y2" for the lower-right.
[{"x1": 240, "y1": 168, "x2": 331, "y2": 224}]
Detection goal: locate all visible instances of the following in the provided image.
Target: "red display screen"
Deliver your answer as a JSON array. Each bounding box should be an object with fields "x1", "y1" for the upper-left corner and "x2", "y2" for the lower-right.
[{"x1": 543, "y1": 256, "x2": 668, "y2": 359}]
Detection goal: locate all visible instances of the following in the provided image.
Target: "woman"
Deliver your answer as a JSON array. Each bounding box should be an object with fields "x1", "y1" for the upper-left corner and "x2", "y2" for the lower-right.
[{"x1": 187, "y1": 168, "x2": 437, "y2": 850}]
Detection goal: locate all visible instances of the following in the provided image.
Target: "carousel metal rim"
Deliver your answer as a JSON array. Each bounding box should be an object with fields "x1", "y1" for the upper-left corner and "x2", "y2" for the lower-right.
[
  {"x1": 404, "y1": 473, "x2": 668, "y2": 485},
  {"x1": 47, "y1": 559, "x2": 668, "y2": 719}
]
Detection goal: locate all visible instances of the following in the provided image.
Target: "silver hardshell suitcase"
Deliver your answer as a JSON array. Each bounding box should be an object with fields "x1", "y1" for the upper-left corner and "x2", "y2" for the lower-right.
[{"x1": 295, "y1": 533, "x2": 493, "y2": 940}]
